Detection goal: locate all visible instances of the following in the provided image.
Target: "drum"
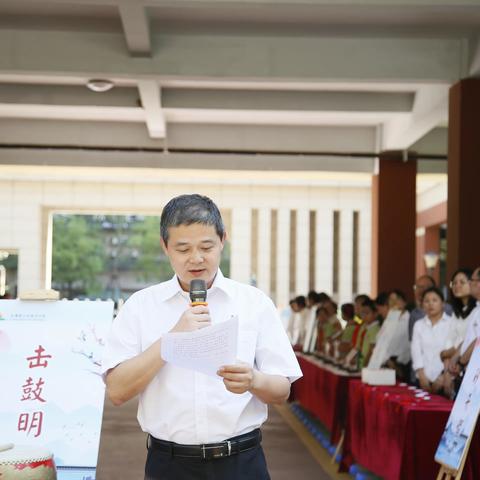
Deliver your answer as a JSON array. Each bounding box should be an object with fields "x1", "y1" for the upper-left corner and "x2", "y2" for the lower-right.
[{"x1": 0, "y1": 443, "x2": 57, "y2": 480}]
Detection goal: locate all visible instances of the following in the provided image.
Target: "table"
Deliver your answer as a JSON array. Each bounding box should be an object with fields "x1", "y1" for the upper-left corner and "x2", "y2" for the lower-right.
[
  {"x1": 293, "y1": 355, "x2": 480, "y2": 479},
  {"x1": 292, "y1": 353, "x2": 358, "y2": 444},
  {"x1": 340, "y1": 380, "x2": 480, "y2": 480}
]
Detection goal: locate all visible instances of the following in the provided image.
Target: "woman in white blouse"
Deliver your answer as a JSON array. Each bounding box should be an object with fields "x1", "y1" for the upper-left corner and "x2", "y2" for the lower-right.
[
  {"x1": 441, "y1": 268, "x2": 477, "y2": 397},
  {"x1": 411, "y1": 287, "x2": 453, "y2": 393},
  {"x1": 443, "y1": 269, "x2": 476, "y2": 354}
]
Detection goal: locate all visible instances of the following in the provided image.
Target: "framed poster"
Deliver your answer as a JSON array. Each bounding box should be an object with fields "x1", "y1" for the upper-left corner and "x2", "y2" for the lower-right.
[
  {"x1": 435, "y1": 338, "x2": 480, "y2": 472},
  {"x1": 0, "y1": 299, "x2": 114, "y2": 480}
]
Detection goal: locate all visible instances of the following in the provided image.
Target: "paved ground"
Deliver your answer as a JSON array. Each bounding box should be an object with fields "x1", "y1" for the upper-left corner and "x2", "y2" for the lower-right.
[{"x1": 96, "y1": 396, "x2": 331, "y2": 480}]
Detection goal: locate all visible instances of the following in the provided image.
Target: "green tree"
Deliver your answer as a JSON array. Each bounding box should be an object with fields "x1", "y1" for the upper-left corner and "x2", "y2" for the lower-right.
[
  {"x1": 52, "y1": 215, "x2": 105, "y2": 298},
  {"x1": 128, "y1": 216, "x2": 173, "y2": 282}
]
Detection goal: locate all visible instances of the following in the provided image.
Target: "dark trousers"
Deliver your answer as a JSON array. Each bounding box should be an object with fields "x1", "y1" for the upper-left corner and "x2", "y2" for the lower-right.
[{"x1": 145, "y1": 443, "x2": 271, "y2": 480}]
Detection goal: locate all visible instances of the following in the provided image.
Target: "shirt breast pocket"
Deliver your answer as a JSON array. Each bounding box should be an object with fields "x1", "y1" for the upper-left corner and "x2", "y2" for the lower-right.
[{"x1": 237, "y1": 329, "x2": 258, "y2": 366}]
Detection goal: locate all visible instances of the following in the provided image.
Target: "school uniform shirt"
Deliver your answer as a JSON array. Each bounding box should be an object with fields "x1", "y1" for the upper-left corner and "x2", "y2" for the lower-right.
[
  {"x1": 101, "y1": 270, "x2": 302, "y2": 445},
  {"x1": 411, "y1": 313, "x2": 453, "y2": 382},
  {"x1": 359, "y1": 320, "x2": 381, "y2": 370},
  {"x1": 460, "y1": 302, "x2": 480, "y2": 355}
]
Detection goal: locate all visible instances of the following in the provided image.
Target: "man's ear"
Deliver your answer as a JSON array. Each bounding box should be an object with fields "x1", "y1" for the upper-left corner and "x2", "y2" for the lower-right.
[{"x1": 160, "y1": 238, "x2": 168, "y2": 255}]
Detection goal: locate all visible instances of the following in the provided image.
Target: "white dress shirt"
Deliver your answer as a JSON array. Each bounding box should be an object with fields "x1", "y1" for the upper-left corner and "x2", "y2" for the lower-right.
[
  {"x1": 101, "y1": 270, "x2": 302, "y2": 444},
  {"x1": 411, "y1": 313, "x2": 453, "y2": 382},
  {"x1": 445, "y1": 313, "x2": 469, "y2": 350},
  {"x1": 460, "y1": 302, "x2": 480, "y2": 355},
  {"x1": 368, "y1": 309, "x2": 410, "y2": 369}
]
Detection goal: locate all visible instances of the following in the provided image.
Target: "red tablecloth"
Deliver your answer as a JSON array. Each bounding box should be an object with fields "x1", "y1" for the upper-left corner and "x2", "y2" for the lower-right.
[
  {"x1": 292, "y1": 354, "x2": 357, "y2": 444},
  {"x1": 341, "y1": 380, "x2": 480, "y2": 480}
]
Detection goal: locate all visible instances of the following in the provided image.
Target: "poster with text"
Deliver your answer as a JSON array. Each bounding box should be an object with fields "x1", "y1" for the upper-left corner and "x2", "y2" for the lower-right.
[
  {"x1": 0, "y1": 299, "x2": 114, "y2": 480},
  {"x1": 435, "y1": 338, "x2": 480, "y2": 471}
]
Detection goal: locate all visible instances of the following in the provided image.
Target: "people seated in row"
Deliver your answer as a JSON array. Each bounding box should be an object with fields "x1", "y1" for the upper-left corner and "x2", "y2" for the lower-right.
[{"x1": 287, "y1": 266, "x2": 480, "y2": 398}]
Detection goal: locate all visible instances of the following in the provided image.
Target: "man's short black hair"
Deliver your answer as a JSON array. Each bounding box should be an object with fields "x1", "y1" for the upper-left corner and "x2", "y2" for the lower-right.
[
  {"x1": 375, "y1": 292, "x2": 389, "y2": 306},
  {"x1": 160, "y1": 194, "x2": 225, "y2": 245},
  {"x1": 295, "y1": 295, "x2": 306, "y2": 308},
  {"x1": 361, "y1": 299, "x2": 377, "y2": 312},
  {"x1": 354, "y1": 294, "x2": 370, "y2": 304}
]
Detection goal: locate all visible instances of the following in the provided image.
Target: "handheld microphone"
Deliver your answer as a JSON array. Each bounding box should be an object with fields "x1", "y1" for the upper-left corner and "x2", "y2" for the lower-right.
[{"x1": 189, "y1": 279, "x2": 207, "y2": 306}]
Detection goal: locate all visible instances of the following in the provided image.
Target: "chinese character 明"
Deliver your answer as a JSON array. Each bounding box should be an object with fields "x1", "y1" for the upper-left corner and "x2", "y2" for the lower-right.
[
  {"x1": 20, "y1": 377, "x2": 46, "y2": 403},
  {"x1": 17, "y1": 411, "x2": 44, "y2": 437},
  {"x1": 26, "y1": 345, "x2": 52, "y2": 368}
]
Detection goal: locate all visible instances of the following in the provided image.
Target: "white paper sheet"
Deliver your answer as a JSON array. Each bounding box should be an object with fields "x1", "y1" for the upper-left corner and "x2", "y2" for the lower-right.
[{"x1": 161, "y1": 316, "x2": 239, "y2": 377}]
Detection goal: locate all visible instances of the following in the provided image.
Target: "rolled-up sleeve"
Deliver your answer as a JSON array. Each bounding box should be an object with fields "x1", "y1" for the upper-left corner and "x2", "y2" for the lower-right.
[
  {"x1": 100, "y1": 296, "x2": 142, "y2": 381},
  {"x1": 255, "y1": 296, "x2": 303, "y2": 383}
]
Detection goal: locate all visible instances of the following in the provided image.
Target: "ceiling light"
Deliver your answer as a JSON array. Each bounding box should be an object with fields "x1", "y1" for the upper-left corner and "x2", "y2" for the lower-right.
[{"x1": 86, "y1": 79, "x2": 115, "y2": 93}]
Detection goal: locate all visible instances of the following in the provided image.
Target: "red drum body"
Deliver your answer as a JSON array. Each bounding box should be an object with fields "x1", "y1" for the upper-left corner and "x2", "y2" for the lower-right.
[{"x1": 0, "y1": 444, "x2": 57, "y2": 480}]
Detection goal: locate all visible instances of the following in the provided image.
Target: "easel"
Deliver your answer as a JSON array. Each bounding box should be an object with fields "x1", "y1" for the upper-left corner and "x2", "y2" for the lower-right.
[
  {"x1": 330, "y1": 429, "x2": 344, "y2": 464},
  {"x1": 435, "y1": 413, "x2": 479, "y2": 480},
  {"x1": 19, "y1": 288, "x2": 59, "y2": 301}
]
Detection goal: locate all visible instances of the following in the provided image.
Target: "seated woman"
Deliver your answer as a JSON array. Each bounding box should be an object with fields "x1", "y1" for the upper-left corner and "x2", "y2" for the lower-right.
[
  {"x1": 337, "y1": 303, "x2": 356, "y2": 359},
  {"x1": 367, "y1": 290, "x2": 410, "y2": 380},
  {"x1": 411, "y1": 287, "x2": 454, "y2": 393},
  {"x1": 441, "y1": 268, "x2": 477, "y2": 397},
  {"x1": 357, "y1": 299, "x2": 381, "y2": 369}
]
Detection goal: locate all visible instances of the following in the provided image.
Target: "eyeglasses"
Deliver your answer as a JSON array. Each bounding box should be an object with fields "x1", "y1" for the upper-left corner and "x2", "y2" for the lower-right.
[
  {"x1": 449, "y1": 280, "x2": 470, "y2": 288},
  {"x1": 413, "y1": 284, "x2": 429, "y2": 291}
]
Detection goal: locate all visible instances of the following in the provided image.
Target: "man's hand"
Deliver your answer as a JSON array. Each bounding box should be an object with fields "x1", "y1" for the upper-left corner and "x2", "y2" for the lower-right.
[
  {"x1": 169, "y1": 305, "x2": 211, "y2": 333},
  {"x1": 217, "y1": 362, "x2": 256, "y2": 395}
]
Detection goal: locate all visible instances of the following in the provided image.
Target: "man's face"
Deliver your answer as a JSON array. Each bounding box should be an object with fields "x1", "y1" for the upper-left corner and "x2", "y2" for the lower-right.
[
  {"x1": 360, "y1": 306, "x2": 375, "y2": 324},
  {"x1": 414, "y1": 276, "x2": 434, "y2": 305},
  {"x1": 470, "y1": 268, "x2": 480, "y2": 301},
  {"x1": 161, "y1": 223, "x2": 225, "y2": 292},
  {"x1": 376, "y1": 304, "x2": 389, "y2": 320}
]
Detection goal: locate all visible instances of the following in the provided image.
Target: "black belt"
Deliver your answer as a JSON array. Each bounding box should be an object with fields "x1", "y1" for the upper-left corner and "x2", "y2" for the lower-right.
[{"x1": 147, "y1": 429, "x2": 261, "y2": 460}]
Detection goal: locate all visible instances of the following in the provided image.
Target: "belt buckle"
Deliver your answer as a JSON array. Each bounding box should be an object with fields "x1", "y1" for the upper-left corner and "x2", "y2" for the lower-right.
[{"x1": 205, "y1": 440, "x2": 232, "y2": 460}]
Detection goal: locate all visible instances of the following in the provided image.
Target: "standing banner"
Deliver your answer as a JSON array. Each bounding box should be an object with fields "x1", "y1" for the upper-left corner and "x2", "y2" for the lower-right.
[
  {"x1": 435, "y1": 338, "x2": 480, "y2": 474},
  {"x1": 0, "y1": 299, "x2": 114, "y2": 480}
]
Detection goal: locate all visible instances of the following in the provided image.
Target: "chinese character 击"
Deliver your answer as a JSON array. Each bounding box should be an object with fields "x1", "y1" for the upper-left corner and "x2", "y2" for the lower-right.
[{"x1": 26, "y1": 345, "x2": 52, "y2": 368}]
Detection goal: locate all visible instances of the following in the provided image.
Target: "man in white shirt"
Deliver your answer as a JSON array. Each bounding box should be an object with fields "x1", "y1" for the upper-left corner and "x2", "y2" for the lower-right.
[
  {"x1": 102, "y1": 194, "x2": 302, "y2": 480},
  {"x1": 459, "y1": 267, "x2": 480, "y2": 364}
]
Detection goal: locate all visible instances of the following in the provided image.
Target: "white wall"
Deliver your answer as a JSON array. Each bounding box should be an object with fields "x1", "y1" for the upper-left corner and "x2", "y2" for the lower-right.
[{"x1": 0, "y1": 165, "x2": 372, "y2": 307}]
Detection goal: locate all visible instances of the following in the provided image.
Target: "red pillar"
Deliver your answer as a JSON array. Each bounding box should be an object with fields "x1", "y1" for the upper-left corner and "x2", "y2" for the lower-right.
[
  {"x1": 371, "y1": 152, "x2": 417, "y2": 300},
  {"x1": 447, "y1": 79, "x2": 480, "y2": 278}
]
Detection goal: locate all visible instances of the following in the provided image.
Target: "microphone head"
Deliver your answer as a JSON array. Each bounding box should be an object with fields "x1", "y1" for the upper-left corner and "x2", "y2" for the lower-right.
[{"x1": 189, "y1": 279, "x2": 207, "y2": 304}]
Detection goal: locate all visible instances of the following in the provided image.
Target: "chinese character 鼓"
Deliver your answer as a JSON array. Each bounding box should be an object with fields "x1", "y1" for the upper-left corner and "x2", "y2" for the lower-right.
[
  {"x1": 26, "y1": 345, "x2": 52, "y2": 368},
  {"x1": 20, "y1": 377, "x2": 46, "y2": 403},
  {"x1": 17, "y1": 411, "x2": 44, "y2": 437}
]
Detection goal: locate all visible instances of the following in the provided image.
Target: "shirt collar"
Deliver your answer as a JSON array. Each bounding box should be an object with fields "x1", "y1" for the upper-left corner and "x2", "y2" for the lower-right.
[
  {"x1": 155, "y1": 269, "x2": 234, "y2": 303},
  {"x1": 424, "y1": 312, "x2": 449, "y2": 326}
]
